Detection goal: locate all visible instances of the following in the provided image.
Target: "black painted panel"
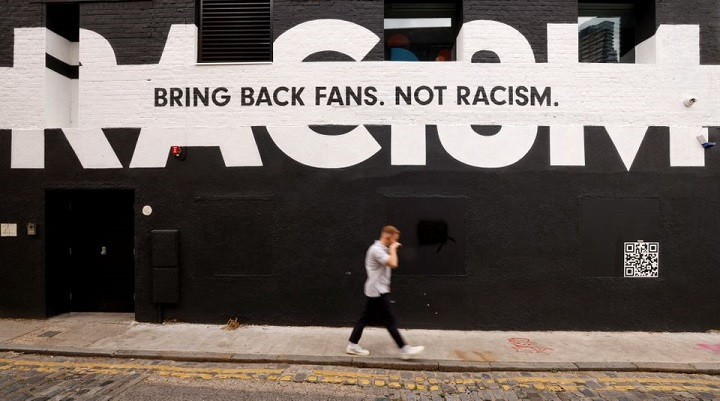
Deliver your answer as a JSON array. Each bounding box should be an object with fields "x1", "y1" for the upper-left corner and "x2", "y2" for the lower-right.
[
  {"x1": 581, "y1": 197, "x2": 660, "y2": 277},
  {"x1": 45, "y1": 53, "x2": 78, "y2": 79},
  {"x1": 103, "y1": 128, "x2": 141, "y2": 169},
  {"x1": 46, "y1": 3, "x2": 79, "y2": 42},
  {"x1": 385, "y1": 197, "x2": 466, "y2": 276},
  {"x1": 192, "y1": 197, "x2": 275, "y2": 277}
]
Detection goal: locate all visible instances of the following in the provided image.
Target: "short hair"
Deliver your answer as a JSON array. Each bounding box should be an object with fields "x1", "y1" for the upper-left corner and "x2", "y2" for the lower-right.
[{"x1": 381, "y1": 225, "x2": 401, "y2": 235}]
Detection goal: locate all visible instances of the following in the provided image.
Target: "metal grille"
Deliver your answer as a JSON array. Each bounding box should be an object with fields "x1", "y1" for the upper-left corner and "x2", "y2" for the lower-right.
[{"x1": 199, "y1": 0, "x2": 272, "y2": 63}]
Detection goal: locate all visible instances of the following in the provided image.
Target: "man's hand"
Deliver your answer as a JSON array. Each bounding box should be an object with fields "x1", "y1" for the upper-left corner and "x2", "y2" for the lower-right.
[{"x1": 389, "y1": 242, "x2": 402, "y2": 250}]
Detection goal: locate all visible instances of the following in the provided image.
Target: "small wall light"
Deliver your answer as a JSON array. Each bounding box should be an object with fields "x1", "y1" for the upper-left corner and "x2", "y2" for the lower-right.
[{"x1": 170, "y1": 146, "x2": 186, "y2": 160}]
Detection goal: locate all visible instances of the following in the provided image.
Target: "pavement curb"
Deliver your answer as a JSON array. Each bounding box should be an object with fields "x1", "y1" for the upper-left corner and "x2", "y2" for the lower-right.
[{"x1": 0, "y1": 344, "x2": 718, "y2": 375}]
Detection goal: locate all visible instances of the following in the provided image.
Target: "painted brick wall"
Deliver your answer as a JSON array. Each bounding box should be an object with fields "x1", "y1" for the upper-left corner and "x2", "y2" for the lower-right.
[
  {"x1": 0, "y1": 0, "x2": 42, "y2": 67},
  {"x1": 656, "y1": 0, "x2": 720, "y2": 64},
  {"x1": 79, "y1": 0, "x2": 194, "y2": 65},
  {"x1": 463, "y1": 0, "x2": 577, "y2": 62},
  {"x1": 0, "y1": 0, "x2": 719, "y2": 330},
  {"x1": 273, "y1": 0, "x2": 384, "y2": 60}
]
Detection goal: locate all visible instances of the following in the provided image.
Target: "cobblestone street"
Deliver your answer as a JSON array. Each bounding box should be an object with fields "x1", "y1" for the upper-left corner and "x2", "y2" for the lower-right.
[{"x1": 0, "y1": 352, "x2": 719, "y2": 400}]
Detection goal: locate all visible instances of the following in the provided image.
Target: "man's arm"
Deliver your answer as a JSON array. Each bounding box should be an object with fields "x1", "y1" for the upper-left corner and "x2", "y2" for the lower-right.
[{"x1": 386, "y1": 243, "x2": 401, "y2": 268}]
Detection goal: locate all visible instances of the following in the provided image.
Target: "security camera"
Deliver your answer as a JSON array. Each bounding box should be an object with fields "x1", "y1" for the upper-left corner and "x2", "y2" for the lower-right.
[
  {"x1": 697, "y1": 134, "x2": 715, "y2": 149},
  {"x1": 684, "y1": 98, "x2": 697, "y2": 107}
]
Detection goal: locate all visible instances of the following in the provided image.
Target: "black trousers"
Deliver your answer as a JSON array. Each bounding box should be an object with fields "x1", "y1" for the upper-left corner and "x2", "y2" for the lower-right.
[{"x1": 349, "y1": 293, "x2": 406, "y2": 348}]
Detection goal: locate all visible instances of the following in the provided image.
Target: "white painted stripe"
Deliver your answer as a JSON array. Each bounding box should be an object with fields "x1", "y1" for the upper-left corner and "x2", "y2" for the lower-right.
[
  {"x1": 438, "y1": 126, "x2": 538, "y2": 168},
  {"x1": 547, "y1": 24, "x2": 578, "y2": 63},
  {"x1": 384, "y1": 18, "x2": 452, "y2": 30},
  {"x1": 11, "y1": 129, "x2": 45, "y2": 169},
  {"x1": 46, "y1": 30, "x2": 79, "y2": 65},
  {"x1": 45, "y1": 69, "x2": 73, "y2": 128},
  {"x1": 670, "y1": 126, "x2": 705, "y2": 167},
  {"x1": 391, "y1": 125, "x2": 426, "y2": 165},
  {"x1": 605, "y1": 126, "x2": 649, "y2": 170},
  {"x1": 62, "y1": 128, "x2": 122, "y2": 169},
  {"x1": 550, "y1": 125, "x2": 585, "y2": 166}
]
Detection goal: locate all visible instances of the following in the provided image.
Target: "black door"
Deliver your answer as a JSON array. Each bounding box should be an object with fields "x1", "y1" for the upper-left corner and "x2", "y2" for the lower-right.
[{"x1": 46, "y1": 189, "x2": 135, "y2": 315}]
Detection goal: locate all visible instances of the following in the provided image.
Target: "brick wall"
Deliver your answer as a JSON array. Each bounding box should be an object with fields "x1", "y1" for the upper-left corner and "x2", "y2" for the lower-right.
[
  {"x1": 0, "y1": 0, "x2": 719, "y2": 329},
  {"x1": 79, "y1": 0, "x2": 194, "y2": 65},
  {"x1": 0, "y1": 0, "x2": 42, "y2": 67},
  {"x1": 463, "y1": 0, "x2": 577, "y2": 62},
  {"x1": 656, "y1": 0, "x2": 720, "y2": 64},
  {"x1": 273, "y1": 0, "x2": 384, "y2": 60}
]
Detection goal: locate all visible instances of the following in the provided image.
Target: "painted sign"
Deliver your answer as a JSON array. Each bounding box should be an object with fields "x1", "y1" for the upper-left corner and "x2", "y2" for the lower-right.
[
  {"x1": 624, "y1": 242, "x2": 660, "y2": 278},
  {"x1": 1, "y1": 20, "x2": 718, "y2": 170},
  {"x1": 0, "y1": 224, "x2": 18, "y2": 237}
]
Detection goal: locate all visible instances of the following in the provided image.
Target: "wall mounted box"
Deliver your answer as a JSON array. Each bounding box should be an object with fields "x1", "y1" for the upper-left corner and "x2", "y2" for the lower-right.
[
  {"x1": 152, "y1": 267, "x2": 179, "y2": 304},
  {"x1": 151, "y1": 229, "x2": 179, "y2": 267}
]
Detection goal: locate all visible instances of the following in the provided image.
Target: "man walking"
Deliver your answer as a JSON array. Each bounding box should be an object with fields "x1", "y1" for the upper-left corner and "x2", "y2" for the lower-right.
[{"x1": 346, "y1": 225, "x2": 425, "y2": 359}]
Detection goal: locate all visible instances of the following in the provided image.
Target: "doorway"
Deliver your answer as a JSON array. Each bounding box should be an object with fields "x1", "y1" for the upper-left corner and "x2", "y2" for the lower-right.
[{"x1": 46, "y1": 189, "x2": 135, "y2": 316}]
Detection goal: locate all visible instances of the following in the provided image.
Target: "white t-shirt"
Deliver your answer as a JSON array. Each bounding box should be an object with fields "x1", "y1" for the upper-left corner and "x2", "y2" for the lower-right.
[{"x1": 364, "y1": 240, "x2": 391, "y2": 297}]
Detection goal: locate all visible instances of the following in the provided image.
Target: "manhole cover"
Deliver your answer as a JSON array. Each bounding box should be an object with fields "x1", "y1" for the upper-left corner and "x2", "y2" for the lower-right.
[{"x1": 38, "y1": 330, "x2": 62, "y2": 338}]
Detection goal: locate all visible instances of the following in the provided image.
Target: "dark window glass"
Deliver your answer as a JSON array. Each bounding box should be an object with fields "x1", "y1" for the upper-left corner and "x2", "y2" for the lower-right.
[
  {"x1": 579, "y1": 1, "x2": 655, "y2": 64},
  {"x1": 198, "y1": 0, "x2": 272, "y2": 63},
  {"x1": 384, "y1": 1, "x2": 461, "y2": 62}
]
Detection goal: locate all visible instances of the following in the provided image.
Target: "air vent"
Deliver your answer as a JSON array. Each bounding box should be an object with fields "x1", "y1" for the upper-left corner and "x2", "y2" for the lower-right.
[{"x1": 199, "y1": 0, "x2": 272, "y2": 63}]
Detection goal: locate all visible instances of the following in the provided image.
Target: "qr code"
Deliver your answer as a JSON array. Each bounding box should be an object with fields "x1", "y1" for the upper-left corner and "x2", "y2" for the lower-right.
[{"x1": 624, "y1": 242, "x2": 659, "y2": 277}]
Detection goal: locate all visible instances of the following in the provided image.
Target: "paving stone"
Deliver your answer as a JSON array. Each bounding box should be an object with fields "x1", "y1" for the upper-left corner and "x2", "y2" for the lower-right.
[
  {"x1": 438, "y1": 360, "x2": 492, "y2": 372},
  {"x1": 2, "y1": 351, "x2": 720, "y2": 400},
  {"x1": 689, "y1": 363, "x2": 720, "y2": 374},
  {"x1": 633, "y1": 363, "x2": 697, "y2": 373},
  {"x1": 351, "y1": 357, "x2": 439, "y2": 371},
  {"x1": 575, "y1": 362, "x2": 638, "y2": 371},
  {"x1": 489, "y1": 362, "x2": 579, "y2": 371},
  {"x1": 275, "y1": 354, "x2": 353, "y2": 366},
  {"x1": 155, "y1": 351, "x2": 234, "y2": 362},
  {"x1": 112, "y1": 349, "x2": 161, "y2": 359}
]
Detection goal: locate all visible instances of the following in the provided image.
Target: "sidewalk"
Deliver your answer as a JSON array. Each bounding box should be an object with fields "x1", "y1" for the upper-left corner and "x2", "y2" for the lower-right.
[{"x1": 1, "y1": 313, "x2": 719, "y2": 373}]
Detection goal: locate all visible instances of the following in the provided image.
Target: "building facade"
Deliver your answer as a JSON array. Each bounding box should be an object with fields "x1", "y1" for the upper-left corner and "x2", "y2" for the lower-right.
[{"x1": 0, "y1": 0, "x2": 719, "y2": 330}]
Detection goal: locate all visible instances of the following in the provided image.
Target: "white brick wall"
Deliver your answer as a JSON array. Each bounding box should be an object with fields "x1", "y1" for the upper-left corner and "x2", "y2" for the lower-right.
[{"x1": 0, "y1": 20, "x2": 718, "y2": 169}]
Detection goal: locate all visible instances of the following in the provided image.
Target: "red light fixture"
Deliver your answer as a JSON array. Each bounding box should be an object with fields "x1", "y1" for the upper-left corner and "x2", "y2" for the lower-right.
[{"x1": 170, "y1": 146, "x2": 183, "y2": 159}]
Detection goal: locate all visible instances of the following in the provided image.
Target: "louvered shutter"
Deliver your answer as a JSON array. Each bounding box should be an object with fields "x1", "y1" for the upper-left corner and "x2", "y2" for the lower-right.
[{"x1": 199, "y1": 0, "x2": 273, "y2": 63}]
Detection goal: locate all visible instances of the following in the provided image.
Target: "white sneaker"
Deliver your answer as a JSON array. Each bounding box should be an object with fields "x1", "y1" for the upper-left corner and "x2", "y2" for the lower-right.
[
  {"x1": 399, "y1": 345, "x2": 425, "y2": 360},
  {"x1": 346, "y1": 343, "x2": 370, "y2": 356}
]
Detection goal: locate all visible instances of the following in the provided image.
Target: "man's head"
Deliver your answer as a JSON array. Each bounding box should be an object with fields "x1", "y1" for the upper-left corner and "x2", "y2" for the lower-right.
[{"x1": 379, "y1": 225, "x2": 401, "y2": 246}]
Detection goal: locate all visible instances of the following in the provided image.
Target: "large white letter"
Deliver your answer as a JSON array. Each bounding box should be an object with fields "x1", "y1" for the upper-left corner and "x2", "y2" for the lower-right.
[
  {"x1": 439, "y1": 20, "x2": 537, "y2": 168},
  {"x1": 130, "y1": 127, "x2": 262, "y2": 168},
  {"x1": 266, "y1": 20, "x2": 383, "y2": 168}
]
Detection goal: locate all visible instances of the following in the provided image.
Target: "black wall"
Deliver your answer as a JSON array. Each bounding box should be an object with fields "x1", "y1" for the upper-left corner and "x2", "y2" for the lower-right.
[{"x1": 1, "y1": 0, "x2": 719, "y2": 330}]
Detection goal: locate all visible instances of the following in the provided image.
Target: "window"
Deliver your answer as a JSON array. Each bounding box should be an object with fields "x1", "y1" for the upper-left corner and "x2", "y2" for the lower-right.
[
  {"x1": 384, "y1": 0, "x2": 461, "y2": 61},
  {"x1": 578, "y1": 1, "x2": 654, "y2": 63},
  {"x1": 198, "y1": 0, "x2": 272, "y2": 63}
]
